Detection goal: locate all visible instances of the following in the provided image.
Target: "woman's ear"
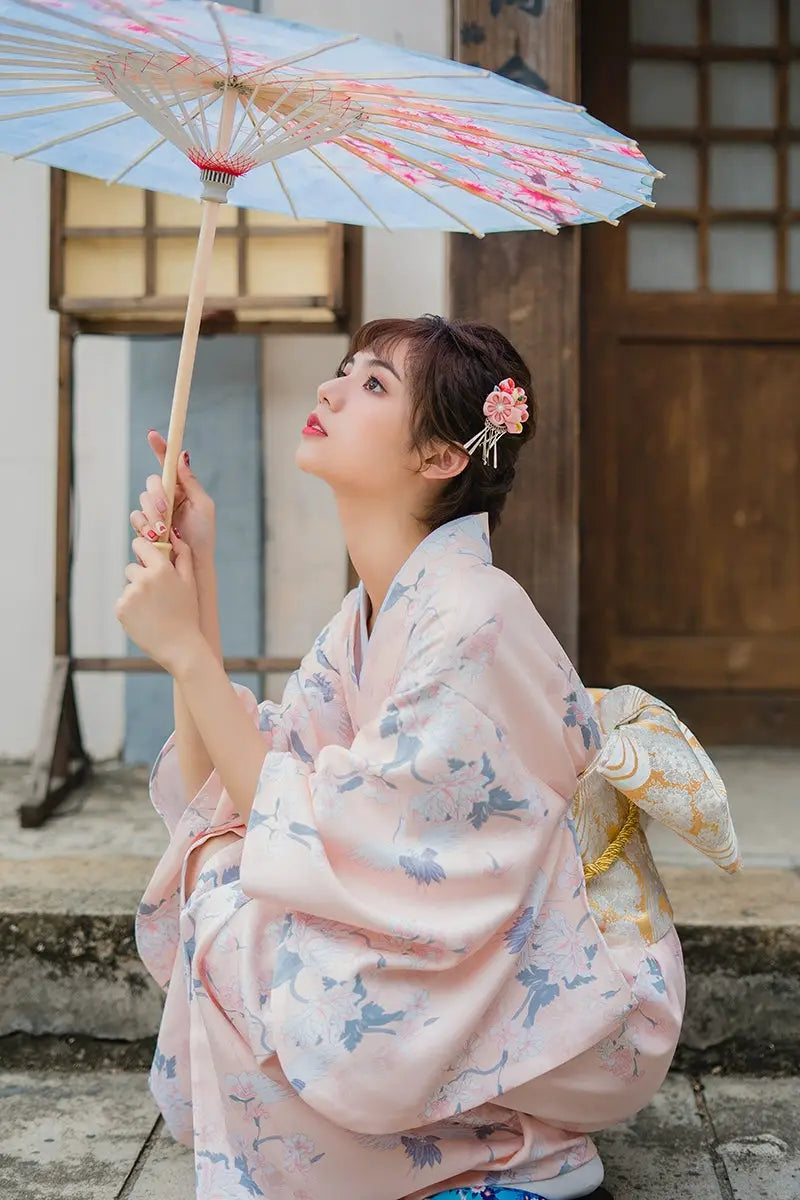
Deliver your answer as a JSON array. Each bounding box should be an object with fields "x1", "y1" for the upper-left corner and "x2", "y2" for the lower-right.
[{"x1": 420, "y1": 441, "x2": 470, "y2": 481}]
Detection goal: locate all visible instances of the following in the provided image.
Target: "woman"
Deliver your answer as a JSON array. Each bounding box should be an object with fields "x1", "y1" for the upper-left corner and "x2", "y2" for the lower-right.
[{"x1": 117, "y1": 316, "x2": 692, "y2": 1200}]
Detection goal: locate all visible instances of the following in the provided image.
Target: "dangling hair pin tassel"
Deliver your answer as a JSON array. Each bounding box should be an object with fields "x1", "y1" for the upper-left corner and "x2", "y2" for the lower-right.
[{"x1": 464, "y1": 377, "x2": 529, "y2": 468}]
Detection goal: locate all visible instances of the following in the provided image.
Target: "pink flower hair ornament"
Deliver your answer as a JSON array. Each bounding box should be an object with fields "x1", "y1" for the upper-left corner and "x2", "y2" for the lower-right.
[{"x1": 463, "y1": 377, "x2": 530, "y2": 468}]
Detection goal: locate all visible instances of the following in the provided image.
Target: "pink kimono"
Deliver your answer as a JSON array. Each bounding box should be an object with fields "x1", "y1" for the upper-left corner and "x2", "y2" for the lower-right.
[{"x1": 136, "y1": 513, "x2": 733, "y2": 1200}]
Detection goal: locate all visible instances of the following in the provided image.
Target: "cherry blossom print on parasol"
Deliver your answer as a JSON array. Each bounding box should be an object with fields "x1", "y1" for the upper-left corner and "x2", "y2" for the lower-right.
[{"x1": 0, "y1": 0, "x2": 662, "y2": 543}]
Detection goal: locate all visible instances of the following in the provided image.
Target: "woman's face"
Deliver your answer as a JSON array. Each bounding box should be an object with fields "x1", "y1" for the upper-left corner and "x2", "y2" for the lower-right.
[{"x1": 295, "y1": 340, "x2": 423, "y2": 501}]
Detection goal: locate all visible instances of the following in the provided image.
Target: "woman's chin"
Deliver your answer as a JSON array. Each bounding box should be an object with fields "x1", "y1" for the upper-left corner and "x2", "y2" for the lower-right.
[{"x1": 295, "y1": 437, "x2": 329, "y2": 478}]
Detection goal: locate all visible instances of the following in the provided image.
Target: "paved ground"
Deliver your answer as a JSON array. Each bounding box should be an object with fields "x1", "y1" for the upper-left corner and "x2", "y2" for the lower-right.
[{"x1": 0, "y1": 1071, "x2": 798, "y2": 1200}]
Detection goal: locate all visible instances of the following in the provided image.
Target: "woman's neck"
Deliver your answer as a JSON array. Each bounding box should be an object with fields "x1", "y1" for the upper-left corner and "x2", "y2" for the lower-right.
[{"x1": 337, "y1": 497, "x2": 428, "y2": 630}]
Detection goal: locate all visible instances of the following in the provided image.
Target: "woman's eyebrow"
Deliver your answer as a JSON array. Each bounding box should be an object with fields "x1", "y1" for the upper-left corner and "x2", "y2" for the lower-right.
[{"x1": 366, "y1": 356, "x2": 403, "y2": 382}]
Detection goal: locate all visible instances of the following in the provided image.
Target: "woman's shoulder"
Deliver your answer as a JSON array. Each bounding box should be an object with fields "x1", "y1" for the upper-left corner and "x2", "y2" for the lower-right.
[
  {"x1": 423, "y1": 565, "x2": 598, "y2": 778},
  {"x1": 430, "y1": 561, "x2": 562, "y2": 657}
]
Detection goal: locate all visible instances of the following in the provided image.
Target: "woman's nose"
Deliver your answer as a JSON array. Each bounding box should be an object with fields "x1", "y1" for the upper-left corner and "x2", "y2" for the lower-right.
[{"x1": 318, "y1": 379, "x2": 343, "y2": 411}]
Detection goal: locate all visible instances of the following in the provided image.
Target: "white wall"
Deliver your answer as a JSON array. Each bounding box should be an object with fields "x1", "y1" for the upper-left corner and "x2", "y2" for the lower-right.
[
  {"x1": 262, "y1": 0, "x2": 449, "y2": 698},
  {"x1": 72, "y1": 337, "x2": 130, "y2": 759},
  {"x1": 0, "y1": 156, "x2": 131, "y2": 760},
  {"x1": 0, "y1": 160, "x2": 58, "y2": 759}
]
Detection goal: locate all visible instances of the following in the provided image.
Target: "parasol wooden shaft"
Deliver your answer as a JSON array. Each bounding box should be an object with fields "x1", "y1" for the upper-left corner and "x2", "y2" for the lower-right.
[
  {"x1": 158, "y1": 86, "x2": 237, "y2": 549},
  {"x1": 159, "y1": 197, "x2": 220, "y2": 536}
]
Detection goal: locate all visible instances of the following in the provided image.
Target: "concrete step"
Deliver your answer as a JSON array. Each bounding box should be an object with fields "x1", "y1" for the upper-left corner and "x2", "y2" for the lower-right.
[
  {"x1": 1, "y1": 1071, "x2": 798, "y2": 1200},
  {"x1": 1, "y1": 753, "x2": 798, "y2": 1071}
]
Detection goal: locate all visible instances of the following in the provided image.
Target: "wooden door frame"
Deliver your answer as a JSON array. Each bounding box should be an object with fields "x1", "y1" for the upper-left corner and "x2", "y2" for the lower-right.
[{"x1": 579, "y1": 0, "x2": 800, "y2": 744}]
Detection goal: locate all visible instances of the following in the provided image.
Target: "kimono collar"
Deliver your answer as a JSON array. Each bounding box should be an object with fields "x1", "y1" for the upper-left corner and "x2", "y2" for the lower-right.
[
  {"x1": 377, "y1": 511, "x2": 492, "y2": 617},
  {"x1": 355, "y1": 512, "x2": 491, "y2": 669}
]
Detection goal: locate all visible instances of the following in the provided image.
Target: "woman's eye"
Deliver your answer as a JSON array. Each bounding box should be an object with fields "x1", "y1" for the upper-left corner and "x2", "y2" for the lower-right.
[{"x1": 365, "y1": 375, "x2": 385, "y2": 393}]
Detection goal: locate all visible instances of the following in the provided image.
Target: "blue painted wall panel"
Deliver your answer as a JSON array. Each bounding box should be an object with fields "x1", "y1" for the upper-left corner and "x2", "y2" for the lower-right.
[{"x1": 125, "y1": 334, "x2": 263, "y2": 765}]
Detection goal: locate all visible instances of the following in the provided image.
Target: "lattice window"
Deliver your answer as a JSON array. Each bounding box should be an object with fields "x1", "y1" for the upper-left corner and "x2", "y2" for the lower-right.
[
  {"x1": 50, "y1": 170, "x2": 360, "y2": 332},
  {"x1": 626, "y1": 0, "x2": 800, "y2": 293}
]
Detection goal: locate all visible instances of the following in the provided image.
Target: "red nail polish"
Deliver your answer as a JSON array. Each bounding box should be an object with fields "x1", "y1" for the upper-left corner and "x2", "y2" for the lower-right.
[
  {"x1": 173, "y1": 527, "x2": 181, "y2": 539},
  {"x1": 183, "y1": 451, "x2": 190, "y2": 466},
  {"x1": 146, "y1": 530, "x2": 159, "y2": 541}
]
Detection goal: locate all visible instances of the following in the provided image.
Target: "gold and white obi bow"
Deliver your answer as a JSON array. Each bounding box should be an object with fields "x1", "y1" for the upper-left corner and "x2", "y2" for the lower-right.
[{"x1": 571, "y1": 685, "x2": 740, "y2": 948}]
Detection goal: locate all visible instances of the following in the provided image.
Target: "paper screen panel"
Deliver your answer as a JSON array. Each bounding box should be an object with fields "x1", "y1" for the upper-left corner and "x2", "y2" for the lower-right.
[
  {"x1": 156, "y1": 236, "x2": 239, "y2": 295},
  {"x1": 65, "y1": 237, "x2": 144, "y2": 297},
  {"x1": 65, "y1": 174, "x2": 144, "y2": 228},
  {"x1": 246, "y1": 234, "x2": 330, "y2": 299}
]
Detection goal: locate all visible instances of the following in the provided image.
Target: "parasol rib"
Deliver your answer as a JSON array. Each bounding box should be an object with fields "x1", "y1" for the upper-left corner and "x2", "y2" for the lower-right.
[
  {"x1": 250, "y1": 34, "x2": 362, "y2": 76},
  {"x1": 0, "y1": 55, "x2": 99, "y2": 69},
  {"x1": 246, "y1": 107, "x2": 361, "y2": 165},
  {"x1": 364, "y1": 124, "x2": 621, "y2": 225},
  {"x1": 107, "y1": 76, "x2": 199, "y2": 152},
  {"x1": 366, "y1": 112, "x2": 654, "y2": 206},
  {"x1": 206, "y1": 0, "x2": 233, "y2": 77},
  {"x1": 12, "y1": 107, "x2": 137, "y2": 158},
  {"x1": 106, "y1": 92, "x2": 220, "y2": 184},
  {"x1": 322, "y1": 88, "x2": 586, "y2": 112},
  {"x1": 271, "y1": 159, "x2": 299, "y2": 219},
  {"x1": 0, "y1": 94, "x2": 120, "y2": 121},
  {"x1": 236, "y1": 88, "x2": 316, "y2": 160},
  {"x1": 0, "y1": 84, "x2": 105, "y2": 95},
  {"x1": 0, "y1": 35, "x2": 102, "y2": 61},
  {"x1": 10, "y1": 0, "x2": 207, "y2": 61},
  {"x1": 270, "y1": 68, "x2": 491, "y2": 83},
  {"x1": 307, "y1": 143, "x2": 393, "y2": 230},
  {"x1": 334, "y1": 136, "x2": 486, "y2": 236},
  {"x1": 410, "y1": 120, "x2": 660, "y2": 178},
  {"x1": 95, "y1": 0, "x2": 222, "y2": 73},
  {"x1": 346, "y1": 132, "x2": 560, "y2": 233},
  {"x1": 231, "y1": 79, "x2": 269, "y2": 147},
  {"x1": 0, "y1": 13, "x2": 131, "y2": 54}
]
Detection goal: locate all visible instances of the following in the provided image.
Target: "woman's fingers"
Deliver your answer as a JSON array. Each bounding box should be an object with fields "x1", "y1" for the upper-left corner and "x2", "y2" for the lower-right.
[
  {"x1": 147, "y1": 429, "x2": 167, "y2": 467},
  {"x1": 146, "y1": 433, "x2": 186, "y2": 511},
  {"x1": 145, "y1": 473, "x2": 169, "y2": 517},
  {"x1": 129, "y1": 509, "x2": 150, "y2": 538},
  {"x1": 130, "y1": 508, "x2": 160, "y2": 542},
  {"x1": 138, "y1": 489, "x2": 168, "y2": 540}
]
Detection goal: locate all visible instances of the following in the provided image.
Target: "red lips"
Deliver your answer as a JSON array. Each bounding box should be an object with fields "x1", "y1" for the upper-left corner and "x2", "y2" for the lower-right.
[{"x1": 302, "y1": 412, "x2": 327, "y2": 436}]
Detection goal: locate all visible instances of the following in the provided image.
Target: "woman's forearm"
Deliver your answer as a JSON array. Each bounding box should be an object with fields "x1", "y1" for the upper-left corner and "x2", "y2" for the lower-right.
[
  {"x1": 194, "y1": 552, "x2": 223, "y2": 664},
  {"x1": 173, "y1": 635, "x2": 268, "y2": 821},
  {"x1": 173, "y1": 550, "x2": 223, "y2": 800}
]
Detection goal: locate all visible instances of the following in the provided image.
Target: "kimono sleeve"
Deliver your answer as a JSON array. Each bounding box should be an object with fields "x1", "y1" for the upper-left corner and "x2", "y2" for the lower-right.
[
  {"x1": 136, "y1": 594, "x2": 355, "y2": 989},
  {"x1": 239, "y1": 605, "x2": 585, "y2": 1133},
  {"x1": 147, "y1": 593, "x2": 356, "y2": 838}
]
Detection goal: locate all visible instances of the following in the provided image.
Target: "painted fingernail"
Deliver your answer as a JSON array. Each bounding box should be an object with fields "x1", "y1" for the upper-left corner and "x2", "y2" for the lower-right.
[
  {"x1": 173, "y1": 527, "x2": 181, "y2": 539},
  {"x1": 183, "y1": 451, "x2": 190, "y2": 466},
  {"x1": 156, "y1": 497, "x2": 168, "y2": 514},
  {"x1": 146, "y1": 530, "x2": 159, "y2": 542},
  {"x1": 155, "y1": 522, "x2": 168, "y2": 536}
]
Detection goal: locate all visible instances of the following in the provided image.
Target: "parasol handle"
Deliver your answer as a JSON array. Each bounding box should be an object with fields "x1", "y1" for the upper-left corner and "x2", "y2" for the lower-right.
[
  {"x1": 156, "y1": 85, "x2": 238, "y2": 556},
  {"x1": 154, "y1": 199, "x2": 220, "y2": 554}
]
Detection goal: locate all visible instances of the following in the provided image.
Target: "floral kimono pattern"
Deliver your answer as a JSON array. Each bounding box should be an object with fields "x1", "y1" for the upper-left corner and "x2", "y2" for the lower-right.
[{"x1": 137, "y1": 513, "x2": 687, "y2": 1200}]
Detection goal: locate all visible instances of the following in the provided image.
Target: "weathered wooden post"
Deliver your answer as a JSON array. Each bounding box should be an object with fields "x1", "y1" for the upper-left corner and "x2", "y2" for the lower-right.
[{"x1": 450, "y1": 0, "x2": 580, "y2": 659}]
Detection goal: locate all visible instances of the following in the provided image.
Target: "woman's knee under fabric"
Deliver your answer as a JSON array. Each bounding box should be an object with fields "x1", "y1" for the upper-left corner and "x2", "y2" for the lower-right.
[{"x1": 183, "y1": 829, "x2": 243, "y2": 900}]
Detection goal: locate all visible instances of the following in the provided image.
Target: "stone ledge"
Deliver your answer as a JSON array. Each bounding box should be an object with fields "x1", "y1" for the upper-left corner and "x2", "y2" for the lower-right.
[{"x1": 1, "y1": 902, "x2": 798, "y2": 1070}]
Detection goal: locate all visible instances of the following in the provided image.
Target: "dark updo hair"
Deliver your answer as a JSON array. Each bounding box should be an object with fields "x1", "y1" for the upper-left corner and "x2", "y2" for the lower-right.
[{"x1": 343, "y1": 314, "x2": 536, "y2": 533}]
